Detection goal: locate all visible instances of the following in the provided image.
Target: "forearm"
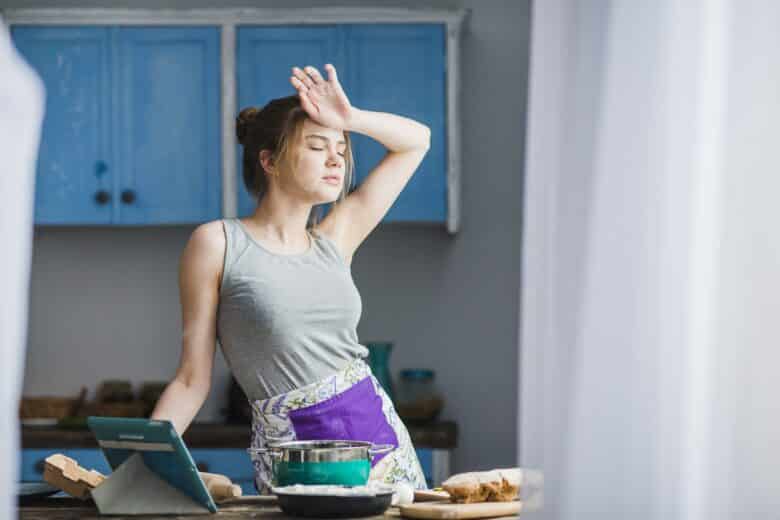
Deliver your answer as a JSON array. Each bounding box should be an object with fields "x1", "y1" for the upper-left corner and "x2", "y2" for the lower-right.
[
  {"x1": 346, "y1": 107, "x2": 430, "y2": 152},
  {"x1": 149, "y1": 378, "x2": 209, "y2": 436}
]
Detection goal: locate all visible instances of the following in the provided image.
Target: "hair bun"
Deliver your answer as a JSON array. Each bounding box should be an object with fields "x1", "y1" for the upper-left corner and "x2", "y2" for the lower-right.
[{"x1": 236, "y1": 107, "x2": 260, "y2": 145}]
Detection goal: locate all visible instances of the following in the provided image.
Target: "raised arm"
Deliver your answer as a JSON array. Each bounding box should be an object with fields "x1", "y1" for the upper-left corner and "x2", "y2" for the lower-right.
[
  {"x1": 290, "y1": 64, "x2": 431, "y2": 264},
  {"x1": 150, "y1": 221, "x2": 225, "y2": 435}
]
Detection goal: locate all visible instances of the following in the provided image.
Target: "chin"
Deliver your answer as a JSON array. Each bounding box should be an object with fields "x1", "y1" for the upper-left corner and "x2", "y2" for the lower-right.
[{"x1": 318, "y1": 191, "x2": 342, "y2": 204}]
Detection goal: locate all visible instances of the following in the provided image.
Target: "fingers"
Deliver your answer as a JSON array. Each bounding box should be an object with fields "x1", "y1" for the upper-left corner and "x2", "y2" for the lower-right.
[
  {"x1": 324, "y1": 63, "x2": 339, "y2": 83},
  {"x1": 292, "y1": 64, "x2": 337, "y2": 87},
  {"x1": 298, "y1": 90, "x2": 318, "y2": 115},
  {"x1": 290, "y1": 75, "x2": 308, "y2": 93},
  {"x1": 292, "y1": 67, "x2": 315, "y2": 90},
  {"x1": 304, "y1": 65, "x2": 326, "y2": 85}
]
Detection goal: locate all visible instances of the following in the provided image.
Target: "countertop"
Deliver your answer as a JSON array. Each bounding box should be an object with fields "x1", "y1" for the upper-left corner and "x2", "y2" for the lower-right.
[
  {"x1": 22, "y1": 421, "x2": 457, "y2": 450},
  {"x1": 18, "y1": 495, "x2": 406, "y2": 519}
]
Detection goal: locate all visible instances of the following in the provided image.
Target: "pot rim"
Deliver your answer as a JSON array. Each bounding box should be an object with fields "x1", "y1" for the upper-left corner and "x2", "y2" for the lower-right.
[{"x1": 247, "y1": 440, "x2": 394, "y2": 454}]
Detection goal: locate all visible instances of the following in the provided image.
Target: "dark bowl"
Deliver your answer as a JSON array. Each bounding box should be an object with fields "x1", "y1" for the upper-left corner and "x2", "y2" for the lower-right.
[{"x1": 275, "y1": 491, "x2": 394, "y2": 518}]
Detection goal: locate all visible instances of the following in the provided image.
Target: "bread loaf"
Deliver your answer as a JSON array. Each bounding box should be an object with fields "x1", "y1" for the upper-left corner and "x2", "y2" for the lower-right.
[{"x1": 441, "y1": 468, "x2": 521, "y2": 503}]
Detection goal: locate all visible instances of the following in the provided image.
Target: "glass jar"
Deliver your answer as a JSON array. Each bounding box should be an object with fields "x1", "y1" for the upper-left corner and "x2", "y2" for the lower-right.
[{"x1": 395, "y1": 369, "x2": 444, "y2": 423}]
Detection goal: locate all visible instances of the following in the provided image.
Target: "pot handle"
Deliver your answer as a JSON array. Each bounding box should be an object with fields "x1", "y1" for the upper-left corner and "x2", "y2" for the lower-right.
[
  {"x1": 368, "y1": 443, "x2": 395, "y2": 456},
  {"x1": 246, "y1": 447, "x2": 283, "y2": 459}
]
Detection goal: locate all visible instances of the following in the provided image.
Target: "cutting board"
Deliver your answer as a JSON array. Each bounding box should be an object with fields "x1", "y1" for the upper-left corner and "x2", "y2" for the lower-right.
[{"x1": 399, "y1": 500, "x2": 522, "y2": 519}]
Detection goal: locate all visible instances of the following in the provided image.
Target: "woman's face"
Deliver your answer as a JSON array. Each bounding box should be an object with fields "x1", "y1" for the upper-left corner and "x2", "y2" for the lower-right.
[{"x1": 278, "y1": 118, "x2": 347, "y2": 204}]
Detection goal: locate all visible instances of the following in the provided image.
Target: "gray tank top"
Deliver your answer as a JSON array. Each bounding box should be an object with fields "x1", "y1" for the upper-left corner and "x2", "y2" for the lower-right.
[{"x1": 216, "y1": 217, "x2": 369, "y2": 401}]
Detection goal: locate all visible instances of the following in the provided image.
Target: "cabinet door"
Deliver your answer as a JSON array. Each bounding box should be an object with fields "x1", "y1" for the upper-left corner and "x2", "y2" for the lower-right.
[
  {"x1": 345, "y1": 24, "x2": 447, "y2": 223},
  {"x1": 11, "y1": 26, "x2": 113, "y2": 225},
  {"x1": 189, "y1": 448, "x2": 257, "y2": 495},
  {"x1": 116, "y1": 27, "x2": 221, "y2": 224},
  {"x1": 236, "y1": 26, "x2": 345, "y2": 217}
]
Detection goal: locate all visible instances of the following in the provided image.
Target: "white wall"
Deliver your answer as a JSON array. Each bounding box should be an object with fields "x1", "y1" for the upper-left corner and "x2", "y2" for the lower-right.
[{"x1": 11, "y1": 0, "x2": 530, "y2": 474}]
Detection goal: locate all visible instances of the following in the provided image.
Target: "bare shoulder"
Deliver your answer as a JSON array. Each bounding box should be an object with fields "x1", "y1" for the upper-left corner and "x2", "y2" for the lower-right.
[{"x1": 181, "y1": 220, "x2": 227, "y2": 283}]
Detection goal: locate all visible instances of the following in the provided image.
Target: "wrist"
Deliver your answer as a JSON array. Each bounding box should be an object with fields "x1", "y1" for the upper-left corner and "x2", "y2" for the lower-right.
[{"x1": 345, "y1": 107, "x2": 366, "y2": 133}]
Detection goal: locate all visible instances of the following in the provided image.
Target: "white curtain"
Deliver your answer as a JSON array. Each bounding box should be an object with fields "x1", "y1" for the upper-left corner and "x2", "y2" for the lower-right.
[
  {"x1": 520, "y1": 1, "x2": 780, "y2": 519},
  {"x1": 0, "y1": 21, "x2": 45, "y2": 519}
]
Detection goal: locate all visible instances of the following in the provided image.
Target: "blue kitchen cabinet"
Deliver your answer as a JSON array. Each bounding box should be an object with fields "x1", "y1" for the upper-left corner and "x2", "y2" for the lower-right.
[
  {"x1": 21, "y1": 447, "x2": 258, "y2": 495},
  {"x1": 115, "y1": 28, "x2": 221, "y2": 224},
  {"x1": 345, "y1": 24, "x2": 446, "y2": 223},
  {"x1": 235, "y1": 24, "x2": 446, "y2": 223},
  {"x1": 416, "y1": 447, "x2": 433, "y2": 488},
  {"x1": 189, "y1": 448, "x2": 257, "y2": 496},
  {"x1": 21, "y1": 448, "x2": 110, "y2": 483},
  {"x1": 11, "y1": 26, "x2": 222, "y2": 225},
  {"x1": 11, "y1": 27, "x2": 113, "y2": 225}
]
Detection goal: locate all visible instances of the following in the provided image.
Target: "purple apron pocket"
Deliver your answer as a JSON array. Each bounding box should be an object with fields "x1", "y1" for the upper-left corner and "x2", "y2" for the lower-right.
[{"x1": 287, "y1": 377, "x2": 399, "y2": 467}]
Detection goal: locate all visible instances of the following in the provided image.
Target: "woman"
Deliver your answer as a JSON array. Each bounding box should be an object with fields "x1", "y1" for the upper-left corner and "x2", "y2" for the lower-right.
[{"x1": 150, "y1": 63, "x2": 431, "y2": 493}]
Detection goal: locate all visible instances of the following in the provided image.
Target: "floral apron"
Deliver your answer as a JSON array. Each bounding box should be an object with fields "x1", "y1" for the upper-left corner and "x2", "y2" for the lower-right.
[{"x1": 249, "y1": 357, "x2": 427, "y2": 494}]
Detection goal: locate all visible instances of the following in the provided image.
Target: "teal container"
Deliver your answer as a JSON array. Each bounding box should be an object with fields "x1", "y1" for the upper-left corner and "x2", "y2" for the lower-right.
[
  {"x1": 366, "y1": 342, "x2": 395, "y2": 403},
  {"x1": 275, "y1": 459, "x2": 370, "y2": 486}
]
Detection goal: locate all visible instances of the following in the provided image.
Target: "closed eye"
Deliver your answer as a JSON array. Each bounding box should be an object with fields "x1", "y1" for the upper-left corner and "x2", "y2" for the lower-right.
[{"x1": 310, "y1": 147, "x2": 345, "y2": 157}]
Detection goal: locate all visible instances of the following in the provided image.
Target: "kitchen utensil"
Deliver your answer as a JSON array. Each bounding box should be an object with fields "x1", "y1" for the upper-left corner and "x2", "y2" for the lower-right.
[
  {"x1": 274, "y1": 487, "x2": 395, "y2": 518},
  {"x1": 400, "y1": 500, "x2": 522, "y2": 519},
  {"x1": 248, "y1": 440, "x2": 394, "y2": 486}
]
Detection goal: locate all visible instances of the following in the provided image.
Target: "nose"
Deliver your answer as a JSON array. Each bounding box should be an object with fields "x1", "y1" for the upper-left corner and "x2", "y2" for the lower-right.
[{"x1": 326, "y1": 149, "x2": 343, "y2": 167}]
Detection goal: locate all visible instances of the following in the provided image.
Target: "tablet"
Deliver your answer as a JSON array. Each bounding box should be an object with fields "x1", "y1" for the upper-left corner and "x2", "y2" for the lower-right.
[{"x1": 87, "y1": 416, "x2": 217, "y2": 513}]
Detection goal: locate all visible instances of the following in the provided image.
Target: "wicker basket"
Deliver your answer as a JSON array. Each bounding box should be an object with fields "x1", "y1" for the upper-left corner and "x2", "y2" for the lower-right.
[{"x1": 19, "y1": 397, "x2": 78, "y2": 420}]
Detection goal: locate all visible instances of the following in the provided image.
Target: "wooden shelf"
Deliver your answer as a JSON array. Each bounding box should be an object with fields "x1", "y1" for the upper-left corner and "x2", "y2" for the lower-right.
[{"x1": 21, "y1": 421, "x2": 457, "y2": 450}]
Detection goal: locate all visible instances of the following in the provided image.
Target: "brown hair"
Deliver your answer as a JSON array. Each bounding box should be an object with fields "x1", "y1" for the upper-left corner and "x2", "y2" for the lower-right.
[{"x1": 236, "y1": 95, "x2": 355, "y2": 228}]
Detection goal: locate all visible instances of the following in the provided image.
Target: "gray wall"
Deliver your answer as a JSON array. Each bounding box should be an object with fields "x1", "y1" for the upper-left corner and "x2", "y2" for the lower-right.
[{"x1": 9, "y1": 0, "x2": 530, "y2": 474}]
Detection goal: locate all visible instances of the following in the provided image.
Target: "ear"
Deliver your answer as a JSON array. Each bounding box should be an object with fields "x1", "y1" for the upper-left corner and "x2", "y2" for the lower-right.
[{"x1": 258, "y1": 149, "x2": 276, "y2": 176}]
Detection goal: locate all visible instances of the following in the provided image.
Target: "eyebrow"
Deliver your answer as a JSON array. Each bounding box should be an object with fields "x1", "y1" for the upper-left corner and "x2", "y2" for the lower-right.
[{"x1": 305, "y1": 134, "x2": 346, "y2": 146}]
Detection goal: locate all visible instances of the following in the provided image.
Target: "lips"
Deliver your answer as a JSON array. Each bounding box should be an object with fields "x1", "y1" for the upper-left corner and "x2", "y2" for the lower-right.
[{"x1": 322, "y1": 175, "x2": 342, "y2": 184}]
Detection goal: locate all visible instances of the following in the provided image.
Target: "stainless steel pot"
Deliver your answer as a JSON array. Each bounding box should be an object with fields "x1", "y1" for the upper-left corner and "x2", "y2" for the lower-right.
[
  {"x1": 247, "y1": 440, "x2": 395, "y2": 487},
  {"x1": 249, "y1": 440, "x2": 394, "y2": 462}
]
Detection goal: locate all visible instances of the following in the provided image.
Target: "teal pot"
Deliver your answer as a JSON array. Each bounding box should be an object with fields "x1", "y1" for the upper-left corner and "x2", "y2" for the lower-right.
[{"x1": 247, "y1": 440, "x2": 394, "y2": 487}]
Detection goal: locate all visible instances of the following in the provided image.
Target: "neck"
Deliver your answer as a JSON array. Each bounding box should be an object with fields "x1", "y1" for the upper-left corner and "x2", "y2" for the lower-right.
[{"x1": 245, "y1": 191, "x2": 313, "y2": 247}]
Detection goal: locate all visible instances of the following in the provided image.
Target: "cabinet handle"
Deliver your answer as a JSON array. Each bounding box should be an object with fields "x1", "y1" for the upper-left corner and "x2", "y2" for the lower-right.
[
  {"x1": 34, "y1": 459, "x2": 46, "y2": 474},
  {"x1": 94, "y1": 190, "x2": 111, "y2": 205},
  {"x1": 121, "y1": 189, "x2": 136, "y2": 204},
  {"x1": 195, "y1": 461, "x2": 209, "y2": 472}
]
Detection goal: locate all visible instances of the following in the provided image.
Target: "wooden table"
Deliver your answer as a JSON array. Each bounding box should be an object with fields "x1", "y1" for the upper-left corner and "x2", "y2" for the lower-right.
[{"x1": 19, "y1": 496, "x2": 407, "y2": 519}]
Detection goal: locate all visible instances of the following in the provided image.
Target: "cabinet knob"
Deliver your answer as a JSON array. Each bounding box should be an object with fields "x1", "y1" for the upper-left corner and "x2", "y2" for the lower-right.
[
  {"x1": 121, "y1": 189, "x2": 136, "y2": 204},
  {"x1": 94, "y1": 190, "x2": 111, "y2": 205}
]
